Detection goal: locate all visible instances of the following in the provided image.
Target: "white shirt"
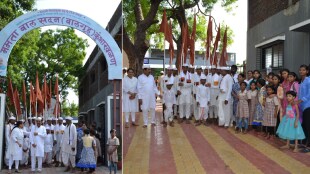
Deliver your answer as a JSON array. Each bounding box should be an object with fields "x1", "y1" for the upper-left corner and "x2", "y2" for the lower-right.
[
  {"x1": 196, "y1": 84, "x2": 211, "y2": 107},
  {"x1": 137, "y1": 74, "x2": 159, "y2": 110},
  {"x1": 30, "y1": 125, "x2": 47, "y2": 157},
  {"x1": 61, "y1": 123, "x2": 77, "y2": 155},
  {"x1": 219, "y1": 74, "x2": 234, "y2": 101}
]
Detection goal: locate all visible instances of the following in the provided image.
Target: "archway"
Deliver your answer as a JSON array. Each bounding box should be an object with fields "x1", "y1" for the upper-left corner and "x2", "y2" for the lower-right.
[
  {"x1": 0, "y1": 9, "x2": 122, "y2": 80},
  {"x1": 0, "y1": 9, "x2": 122, "y2": 170}
]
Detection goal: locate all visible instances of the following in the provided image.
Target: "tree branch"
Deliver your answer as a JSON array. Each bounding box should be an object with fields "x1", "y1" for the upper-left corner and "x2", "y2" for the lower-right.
[
  {"x1": 140, "y1": 0, "x2": 162, "y2": 29},
  {"x1": 134, "y1": 0, "x2": 144, "y2": 25}
]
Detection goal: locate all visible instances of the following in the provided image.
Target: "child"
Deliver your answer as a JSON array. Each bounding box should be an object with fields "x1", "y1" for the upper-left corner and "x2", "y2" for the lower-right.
[
  {"x1": 43, "y1": 126, "x2": 53, "y2": 167},
  {"x1": 288, "y1": 72, "x2": 300, "y2": 98},
  {"x1": 276, "y1": 91, "x2": 305, "y2": 152},
  {"x1": 267, "y1": 72, "x2": 275, "y2": 85},
  {"x1": 263, "y1": 85, "x2": 279, "y2": 140},
  {"x1": 232, "y1": 74, "x2": 245, "y2": 128},
  {"x1": 247, "y1": 81, "x2": 258, "y2": 129},
  {"x1": 273, "y1": 74, "x2": 284, "y2": 130},
  {"x1": 162, "y1": 82, "x2": 176, "y2": 127},
  {"x1": 253, "y1": 79, "x2": 266, "y2": 132},
  {"x1": 195, "y1": 75, "x2": 211, "y2": 126},
  {"x1": 236, "y1": 82, "x2": 250, "y2": 133},
  {"x1": 107, "y1": 129, "x2": 120, "y2": 174},
  {"x1": 76, "y1": 129, "x2": 97, "y2": 173}
]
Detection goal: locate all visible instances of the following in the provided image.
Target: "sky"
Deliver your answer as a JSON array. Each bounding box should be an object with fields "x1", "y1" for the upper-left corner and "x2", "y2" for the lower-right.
[
  {"x1": 35, "y1": 0, "x2": 121, "y2": 104},
  {"x1": 211, "y1": 0, "x2": 248, "y2": 65}
]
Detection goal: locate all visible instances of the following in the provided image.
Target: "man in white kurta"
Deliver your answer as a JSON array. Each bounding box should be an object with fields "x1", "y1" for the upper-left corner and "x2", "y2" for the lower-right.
[
  {"x1": 218, "y1": 67, "x2": 234, "y2": 127},
  {"x1": 55, "y1": 117, "x2": 66, "y2": 167},
  {"x1": 137, "y1": 64, "x2": 159, "y2": 127},
  {"x1": 173, "y1": 67, "x2": 179, "y2": 117},
  {"x1": 5, "y1": 116, "x2": 16, "y2": 167},
  {"x1": 61, "y1": 117, "x2": 77, "y2": 172},
  {"x1": 7, "y1": 120, "x2": 24, "y2": 172},
  {"x1": 30, "y1": 117, "x2": 46, "y2": 172},
  {"x1": 209, "y1": 66, "x2": 220, "y2": 122},
  {"x1": 189, "y1": 65, "x2": 196, "y2": 116},
  {"x1": 193, "y1": 66, "x2": 203, "y2": 122},
  {"x1": 177, "y1": 64, "x2": 193, "y2": 124},
  {"x1": 123, "y1": 68, "x2": 139, "y2": 128}
]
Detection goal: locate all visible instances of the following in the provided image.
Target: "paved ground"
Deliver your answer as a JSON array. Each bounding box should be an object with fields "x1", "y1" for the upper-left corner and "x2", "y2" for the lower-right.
[
  {"x1": 124, "y1": 102, "x2": 310, "y2": 174},
  {"x1": 1, "y1": 165, "x2": 122, "y2": 174}
]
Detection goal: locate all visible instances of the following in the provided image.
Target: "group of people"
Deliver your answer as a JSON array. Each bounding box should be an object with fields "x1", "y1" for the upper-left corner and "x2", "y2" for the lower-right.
[
  {"x1": 123, "y1": 63, "x2": 310, "y2": 152},
  {"x1": 4, "y1": 116, "x2": 119, "y2": 173}
]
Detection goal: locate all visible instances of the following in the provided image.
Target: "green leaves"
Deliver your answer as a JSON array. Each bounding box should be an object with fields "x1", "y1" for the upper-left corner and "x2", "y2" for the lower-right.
[{"x1": 7, "y1": 28, "x2": 88, "y2": 100}]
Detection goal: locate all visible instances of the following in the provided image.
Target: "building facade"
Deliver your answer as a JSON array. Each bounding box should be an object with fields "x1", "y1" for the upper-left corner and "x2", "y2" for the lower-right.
[
  {"x1": 145, "y1": 48, "x2": 236, "y2": 68},
  {"x1": 247, "y1": 0, "x2": 310, "y2": 73},
  {"x1": 78, "y1": 3, "x2": 122, "y2": 165}
]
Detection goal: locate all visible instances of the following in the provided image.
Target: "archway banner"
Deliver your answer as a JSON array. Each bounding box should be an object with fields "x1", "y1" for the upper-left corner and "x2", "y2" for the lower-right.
[{"x1": 0, "y1": 9, "x2": 122, "y2": 80}]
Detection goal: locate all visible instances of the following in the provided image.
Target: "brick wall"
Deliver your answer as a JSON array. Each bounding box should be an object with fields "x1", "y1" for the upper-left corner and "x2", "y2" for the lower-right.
[{"x1": 248, "y1": 0, "x2": 300, "y2": 29}]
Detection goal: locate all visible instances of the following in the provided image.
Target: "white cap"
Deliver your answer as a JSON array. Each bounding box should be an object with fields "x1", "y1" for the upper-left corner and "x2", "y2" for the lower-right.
[
  {"x1": 211, "y1": 65, "x2": 216, "y2": 69},
  {"x1": 19, "y1": 119, "x2": 25, "y2": 122},
  {"x1": 58, "y1": 117, "x2": 63, "y2": 121},
  {"x1": 63, "y1": 120, "x2": 66, "y2": 123},
  {"x1": 65, "y1": 116, "x2": 73, "y2": 120},
  {"x1": 123, "y1": 67, "x2": 128, "y2": 70},
  {"x1": 9, "y1": 116, "x2": 16, "y2": 120},
  {"x1": 189, "y1": 64, "x2": 194, "y2": 68},
  {"x1": 220, "y1": 66, "x2": 230, "y2": 70},
  {"x1": 173, "y1": 67, "x2": 178, "y2": 70},
  {"x1": 47, "y1": 117, "x2": 53, "y2": 121},
  {"x1": 166, "y1": 81, "x2": 174, "y2": 85},
  {"x1": 36, "y1": 117, "x2": 42, "y2": 121},
  {"x1": 45, "y1": 125, "x2": 50, "y2": 130},
  {"x1": 142, "y1": 64, "x2": 151, "y2": 69},
  {"x1": 52, "y1": 117, "x2": 58, "y2": 121},
  {"x1": 196, "y1": 65, "x2": 202, "y2": 69},
  {"x1": 182, "y1": 63, "x2": 188, "y2": 67},
  {"x1": 28, "y1": 117, "x2": 33, "y2": 120},
  {"x1": 167, "y1": 66, "x2": 173, "y2": 70},
  {"x1": 200, "y1": 74, "x2": 207, "y2": 80},
  {"x1": 160, "y1": 71, "x2": 164, "y2": 74}
]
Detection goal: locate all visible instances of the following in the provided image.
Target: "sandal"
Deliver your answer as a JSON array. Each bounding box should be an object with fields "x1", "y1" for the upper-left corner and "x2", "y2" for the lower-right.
[{"x1": 125, "y1": 123, "x2": 129, "y2": 128}]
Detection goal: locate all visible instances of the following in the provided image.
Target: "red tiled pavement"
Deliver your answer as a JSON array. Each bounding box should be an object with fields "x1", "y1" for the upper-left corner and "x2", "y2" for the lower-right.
[
  {"x1": 181, "y1": 123, "x2": 233, "y2": 174},
  {"x1": 124, "y1": 100, "x2": 310, "y2": 173},
  {"x1": 212, "y1": 126, "x2": 290, "y2": 174},
  {"x1": 149, "y1": 105, "x2": 177, "y2": 174}
]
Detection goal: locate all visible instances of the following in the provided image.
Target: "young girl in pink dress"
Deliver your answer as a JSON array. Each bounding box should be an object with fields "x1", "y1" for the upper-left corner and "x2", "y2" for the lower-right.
[
  {"x1": 277, "y1": 91, "x2": 305, "y2": 152},
  {"x1": 288, "y1": 72, "x2": 301, "y2": 122}
]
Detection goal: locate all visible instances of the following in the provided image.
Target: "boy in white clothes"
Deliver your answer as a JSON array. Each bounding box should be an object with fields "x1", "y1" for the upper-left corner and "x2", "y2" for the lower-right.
[
  {"x1": 196, "y1": 75, "x2": 211, "y2": 126},
  {"x1": 44, "y1": 126, "x2": 53, "y2": 167},
  {"x1": 162, "y1": 83, "x2": 176, "y2": 127}
]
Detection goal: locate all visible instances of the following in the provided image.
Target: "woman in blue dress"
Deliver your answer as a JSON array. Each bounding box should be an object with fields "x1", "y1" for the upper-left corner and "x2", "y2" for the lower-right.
[{"x1": 76, "y1": 129, "x2": 97, "y2": 173}]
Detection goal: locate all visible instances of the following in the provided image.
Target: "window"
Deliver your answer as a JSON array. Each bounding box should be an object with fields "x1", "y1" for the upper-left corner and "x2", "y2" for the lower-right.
[{"x1": 262, "y1": 42, "x2": 284, "y2": 69}]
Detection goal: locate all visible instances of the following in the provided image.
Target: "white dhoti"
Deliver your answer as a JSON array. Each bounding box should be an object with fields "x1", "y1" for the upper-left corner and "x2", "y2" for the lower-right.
[
  {"x1": 62, "y1": 152, "x2": 76, "y2": 167},
  {"x1": 218, "y1": 99, "x2": 231, "y2": 126}
]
